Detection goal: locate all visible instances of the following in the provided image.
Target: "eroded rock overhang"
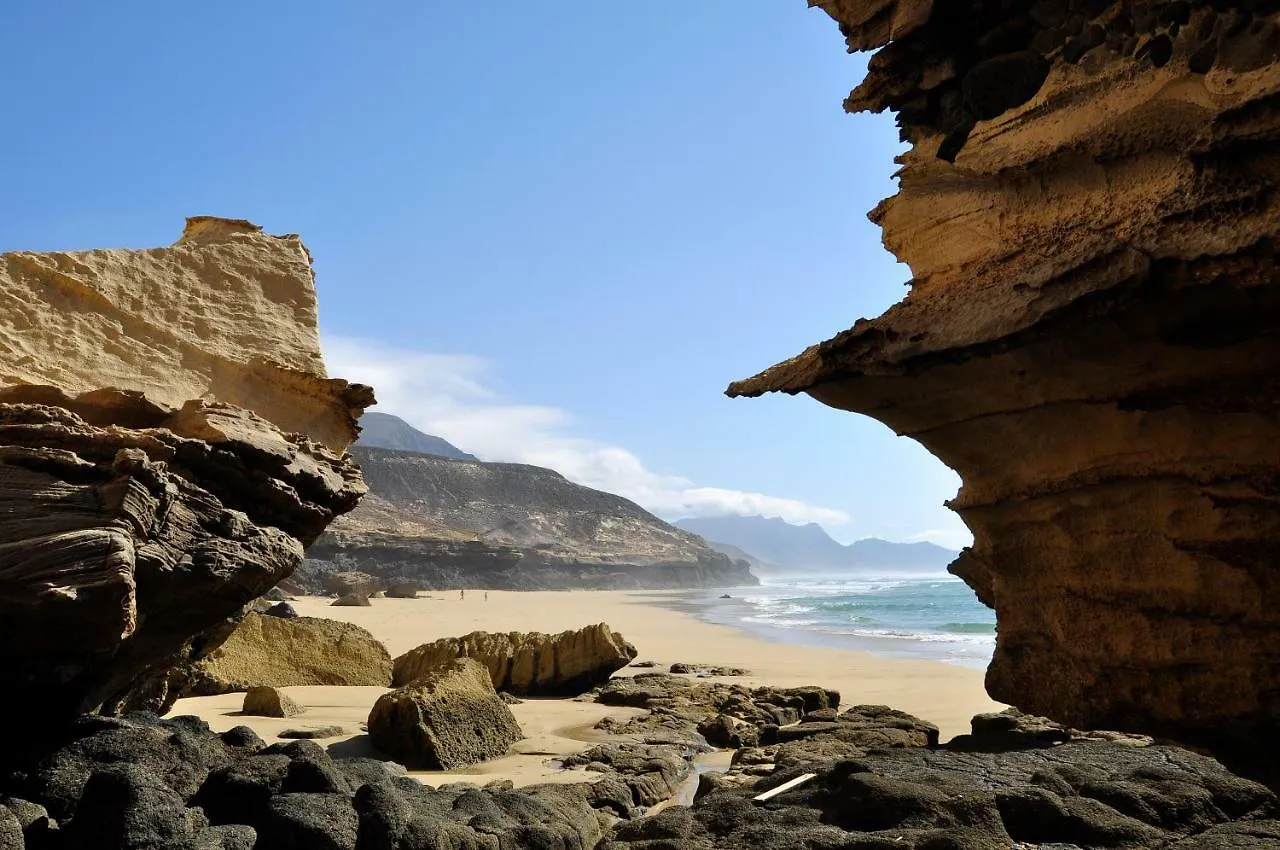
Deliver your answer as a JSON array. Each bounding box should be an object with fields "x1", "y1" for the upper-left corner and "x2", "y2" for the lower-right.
[
  {"x1": 729, "y1": 0, "x2": 1280, "y2": 778},
  {"x1": 0, "y1": 219, "x2": 373, "y2": 747}
]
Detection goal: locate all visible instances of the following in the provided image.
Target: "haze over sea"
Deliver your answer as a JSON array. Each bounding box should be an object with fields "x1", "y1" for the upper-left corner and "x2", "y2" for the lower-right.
[{"x1": 673, "y1": 572, "x2": 996, "y2": 669}]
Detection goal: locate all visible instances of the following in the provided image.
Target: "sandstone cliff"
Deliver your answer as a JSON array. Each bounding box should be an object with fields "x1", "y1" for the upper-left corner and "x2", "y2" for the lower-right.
[
  {"x1": 303, "y1": 444, "x2": 757, "y2": 589},
  {"x1": 0, "y1": 219, "x2": 371, "y2": 752},
  {"x1": 0, "y1": 216, "x2": 370, "y2": 450},
  {"x1": 729, "y1": 1, "x2": 1280, "y2": 780}
]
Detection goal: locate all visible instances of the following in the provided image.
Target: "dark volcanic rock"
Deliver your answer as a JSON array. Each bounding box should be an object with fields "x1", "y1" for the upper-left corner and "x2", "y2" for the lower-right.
[
  {"x1": 59, "y1": 763, "x2": 209, "y2": 850},
  {"x1": 561, "y1": 742, "x2": 693, "y2": 809},
  {"x1": 195, "y1": 754, "x2": 290, "y2": 830},
  {"x1": 604, "y1": 718, "x2": 1280, "y2": 849},
  {"x1": 669, "y1": 664, "x2": 748, "y2": 677},
  {"x1": 26, "y1": 713, "x2": 231, "y2": 822},
  {"x1": 277, "y1": 725, "x2": 346, "y2": 740},
  {"x1": 594, "y1": 673, "x2": 845, "y2": 750},
  {"x1": 262, "y1": 792, "x2": 357, "y2": 850},
  {"x1": 5, "y1": 684, "x2": 1278, "y2": 850},
  {"x1": 264, "y1": 602, "x2": 298, "y2": 619},
  {"x1": 302, "y1": 445, "x2": 758, "y2": 590}
]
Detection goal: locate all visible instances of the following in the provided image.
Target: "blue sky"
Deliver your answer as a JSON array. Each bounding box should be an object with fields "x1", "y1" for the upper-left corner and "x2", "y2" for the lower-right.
[{"x1": 0, "y1": 2, "x2": 969, "y2": 548}]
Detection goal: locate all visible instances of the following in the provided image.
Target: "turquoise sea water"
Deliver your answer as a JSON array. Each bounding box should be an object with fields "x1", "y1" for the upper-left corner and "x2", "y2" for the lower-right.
[{"x1": 682, "y1": 573, "x2": 996, "y2": 669}]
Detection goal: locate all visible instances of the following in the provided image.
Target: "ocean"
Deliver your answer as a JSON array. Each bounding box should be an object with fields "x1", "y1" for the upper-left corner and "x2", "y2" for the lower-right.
[{"x1": 675, "y1": 572, "x2": 996, "y2": 669}]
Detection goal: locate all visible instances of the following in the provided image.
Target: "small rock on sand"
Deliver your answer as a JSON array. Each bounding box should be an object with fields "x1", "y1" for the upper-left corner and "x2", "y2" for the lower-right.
[
  {"x1": 265, "y1": 602, "x2": 298, "y2": 619},
  {"x1": 242, "y1": 686, "x2": 304, "y2": 718}
]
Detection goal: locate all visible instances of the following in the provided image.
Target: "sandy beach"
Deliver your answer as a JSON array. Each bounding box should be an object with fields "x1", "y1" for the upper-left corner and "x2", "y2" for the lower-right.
[{"x1": 169, "y1": 590, "x2": 1003, "y2": 787}]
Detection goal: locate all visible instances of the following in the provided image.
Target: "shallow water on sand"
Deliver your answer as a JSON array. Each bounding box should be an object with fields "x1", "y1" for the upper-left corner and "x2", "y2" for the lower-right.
[{"x1": 661, "y1": 573, "x2": 995, "y2": 669}]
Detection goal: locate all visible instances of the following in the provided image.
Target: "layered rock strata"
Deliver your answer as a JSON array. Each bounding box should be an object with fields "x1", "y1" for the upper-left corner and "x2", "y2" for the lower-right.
[
  {"x1": 0, "y1": 397, "x2": 364, "y2": 737},
  {"x1": 303, "y1": 446, "x2": 757, "y2": 590},
  {"x1": 391, "y1": 624, "x2": 637, "y2": 696},
  {"x1": 0, "y1": 219, "x2": 372, "y2": 751},
  {"x1": 729, "y1": 0, "x2": 1280, "y2": 777}
]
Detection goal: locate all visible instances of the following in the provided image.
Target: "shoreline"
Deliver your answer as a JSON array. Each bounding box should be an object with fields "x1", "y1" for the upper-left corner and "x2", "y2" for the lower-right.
[
  {"x1": 170, "y1": 590, "x2": 1004, "y2": 788},
  {"x1": 633, "y1": 584, "x2": 994, "y2": 670}
]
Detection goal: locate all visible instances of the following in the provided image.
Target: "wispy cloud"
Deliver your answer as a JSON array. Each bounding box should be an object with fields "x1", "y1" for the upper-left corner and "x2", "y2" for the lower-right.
[
  {"x1": 323, "y1": 335, "x2": 852, "y2": 527},
  {"x1": 904, "y1": 527, "x2": 973, "y2": 550}
]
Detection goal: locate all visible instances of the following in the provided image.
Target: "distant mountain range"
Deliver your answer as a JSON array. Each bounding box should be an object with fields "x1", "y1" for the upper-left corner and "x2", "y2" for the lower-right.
[
  {"x1": 303, "y1": 413, "x2": 755, "y2": 590},
  {"x1": 674, "y1": 515, "x2": 958, "y2": 573},
  {"x1": 356, "y1": 411, "x2": 477, "y2": 460}
]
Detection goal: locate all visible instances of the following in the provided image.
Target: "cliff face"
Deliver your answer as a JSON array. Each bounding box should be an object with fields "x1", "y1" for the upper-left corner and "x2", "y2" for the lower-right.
[
  {"x1": 0, "y1": 216, "x2": 369, "y2": 450},
  {"x1": 304, "y1": 446, "x2": 758, "y2": 589},
  {"x1": 729, "y1": 2, "x2": 1280, "y2": 777},
  {"x1": 0, "y1": 219, "x2": 370, "y2": 747}
]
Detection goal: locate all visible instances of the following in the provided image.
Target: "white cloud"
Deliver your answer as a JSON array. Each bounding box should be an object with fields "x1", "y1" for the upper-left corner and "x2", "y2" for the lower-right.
[
  {"x1": 322, "y1": 335, "x2": 852, "y2": 527},
  {"x1": 903, "y1": 527, "x2": 974, "y2": 550}
]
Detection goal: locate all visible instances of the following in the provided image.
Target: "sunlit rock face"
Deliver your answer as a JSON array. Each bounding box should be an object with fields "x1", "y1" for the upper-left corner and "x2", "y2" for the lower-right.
[
  {"x1": 730, "y1": 1, "x2": 1280, "y2": 778},
  {"x1": 0, "y1": 219, "x2": 371, "y2": 747},
  {"x1": 0, "y1": 216, "x2": 369, "y2": 451}
]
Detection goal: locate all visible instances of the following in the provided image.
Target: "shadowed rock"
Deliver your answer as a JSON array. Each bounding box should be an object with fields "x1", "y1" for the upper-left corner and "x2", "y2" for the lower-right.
[
  {"x1": 0, "y1": 398, "x2": 366, "y2": 745},
  {"x1": 181, "y1": 613, "x2": 391, "y2": 696},
  {"x1": 604, "y1": 709, "x2": 1280, "y2": 849}
]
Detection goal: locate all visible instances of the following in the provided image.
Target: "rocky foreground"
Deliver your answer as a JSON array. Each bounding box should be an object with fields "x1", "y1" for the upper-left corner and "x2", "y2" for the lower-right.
[{"x1": 1, "y1": 670, "x2": 1277, "y2": 849}]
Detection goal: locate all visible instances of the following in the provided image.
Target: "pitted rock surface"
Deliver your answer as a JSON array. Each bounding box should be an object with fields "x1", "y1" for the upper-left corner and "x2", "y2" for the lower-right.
[
  {"x1": 182, "y1": 613, "x2": 391, "y2": 696},
  {"x1": 392, "y1": 624, "x2": 637, "y2": 696},
  {"x1": 367, "y1": 658, "x2": 524, "y2": 770},
  {"x1": 603, "y1": 711, "x2": 1280, "y2": 850}
]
